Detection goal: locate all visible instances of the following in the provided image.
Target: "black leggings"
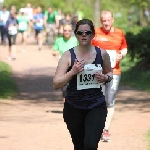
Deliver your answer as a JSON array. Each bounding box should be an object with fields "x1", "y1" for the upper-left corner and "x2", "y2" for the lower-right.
[
  {"x1": 63, "y1": 101, "x2": 107, "y2": 150},
  {"x1": 7, "y1": 34, "x2": 17, "y2": 46}
]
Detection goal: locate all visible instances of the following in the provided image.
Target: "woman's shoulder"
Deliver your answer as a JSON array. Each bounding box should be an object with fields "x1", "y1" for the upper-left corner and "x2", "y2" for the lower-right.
[
  {"x1": 94, "y1": 46, "x2": 106, "y2": 52},
  {"x1": 98, "y1": 47, "x2": 107, "y2": 54},
  {"x1": 100, "y1": 48, "x2": 110, "y2": 61},
  {"x1": 94, "y1": 46, "x2": 107, "y2": 56},
  {"x1": 61, "y1": 49, "x2": 72, "y2": 59}
]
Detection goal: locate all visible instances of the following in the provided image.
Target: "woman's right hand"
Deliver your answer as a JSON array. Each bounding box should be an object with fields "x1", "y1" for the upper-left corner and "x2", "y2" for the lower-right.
[
  {"x1": 70, "y1": 59, "x2": 85, "y2": 75},
  {"x1": 9, "y1": 24, "x2": 13, "y2": 27}
]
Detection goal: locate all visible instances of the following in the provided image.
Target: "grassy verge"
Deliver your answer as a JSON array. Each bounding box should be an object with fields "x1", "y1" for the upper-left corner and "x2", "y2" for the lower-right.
[
  {"x1": 120, "y1": 55, "x2": 150, "y2": 93},
  {"x1": 146, "y1": 130, "x2": 150, "y2": 150},
  {"x1": 0, "y1": 61, "x2": 17, "y2": 99}
]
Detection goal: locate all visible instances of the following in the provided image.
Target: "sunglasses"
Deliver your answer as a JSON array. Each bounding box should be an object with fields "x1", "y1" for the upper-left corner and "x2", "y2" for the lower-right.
[{"x1": 76, "y1": 30, "x2": 92, "y2": 35}]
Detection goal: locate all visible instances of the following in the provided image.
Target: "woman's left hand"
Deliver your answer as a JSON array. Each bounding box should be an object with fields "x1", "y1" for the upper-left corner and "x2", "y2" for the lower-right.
[{"x1": 95, "y1": 72, "x2": 106, "y2": 83}]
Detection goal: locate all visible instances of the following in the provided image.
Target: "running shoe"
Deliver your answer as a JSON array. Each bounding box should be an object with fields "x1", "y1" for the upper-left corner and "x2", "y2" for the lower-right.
[
  {"x1": 7, "y1": 56, "x2": 12, "y2": 61},
  {"x1": 38, "y1": 47, "x2": 42, "y2": 51},
  {"x1": 101, "y1": 130, "x2": 111, "y2": 142},
  {"x1": 12, "y1": 57, "x2": 16, "y2": 60}
]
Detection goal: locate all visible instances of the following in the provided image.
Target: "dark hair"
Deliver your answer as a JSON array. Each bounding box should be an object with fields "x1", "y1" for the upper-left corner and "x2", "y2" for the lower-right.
[{"x1": 74, "y1": 19, "x2": 95, "y2": 35}]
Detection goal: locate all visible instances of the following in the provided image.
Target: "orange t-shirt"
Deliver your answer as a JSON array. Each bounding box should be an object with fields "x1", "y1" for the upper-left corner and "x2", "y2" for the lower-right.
[{"x1": 91, "y1": 27, "x2": 127, "y2": 74}]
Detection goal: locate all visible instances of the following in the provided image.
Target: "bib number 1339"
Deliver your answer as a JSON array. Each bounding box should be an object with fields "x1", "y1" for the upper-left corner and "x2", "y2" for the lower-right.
[
  {"x1": 77, "y1": 64, "x2": 102, "y2": 90},
  {"x1": 79, "y1": 74, "x2": 95, "y2": 82}
]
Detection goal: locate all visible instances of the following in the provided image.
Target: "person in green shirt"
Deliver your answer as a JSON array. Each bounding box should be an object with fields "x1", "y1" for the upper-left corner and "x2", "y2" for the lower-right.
[
  {"x1": 44, "y1": 7, "x2": 59, "y2": 43},
  {"x1": 52, "y1": 24, "x2": 78, "y2": 102},
  {"x1": 17, "y1": 8, "x2": 29, "y2": 53},
  {"x1": 53, "y1": 24, "x2": 78, "y2": 57}
]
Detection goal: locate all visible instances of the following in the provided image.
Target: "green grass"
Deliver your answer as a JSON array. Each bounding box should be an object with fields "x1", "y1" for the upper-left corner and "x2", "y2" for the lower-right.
[
  {"x1": 120, "y1": 55, "x2": 150, "y2": 93},
  {"x1": 0, "y1": 61, "x2": 17, "y2": 99},
  {"x1": 146, "y1": 130, "x2": 150, "y2": 150}
]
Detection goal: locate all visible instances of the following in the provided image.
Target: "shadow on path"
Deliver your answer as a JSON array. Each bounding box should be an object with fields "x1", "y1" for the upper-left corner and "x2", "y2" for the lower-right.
[
  {"x1": 115, "y1": 84, "x2": 150, "y2": 113},
  {"x1": 12, "y1": 66, "x2": 62, "y2": 104}
]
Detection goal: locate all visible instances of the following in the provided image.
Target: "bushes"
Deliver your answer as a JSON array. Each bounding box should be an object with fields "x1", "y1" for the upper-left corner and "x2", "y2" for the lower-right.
[
  {"x1": 125, "y1": 27, "x2": 150, "y2": 70},
  {"x1": 0, "y1": 61, "x2": 17, "y2": 99}
]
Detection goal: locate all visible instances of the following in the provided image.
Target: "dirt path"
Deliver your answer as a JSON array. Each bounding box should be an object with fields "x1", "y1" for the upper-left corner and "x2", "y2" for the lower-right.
[{"x1": 0, "y1": 39, "x2": 150, "y2": 150}]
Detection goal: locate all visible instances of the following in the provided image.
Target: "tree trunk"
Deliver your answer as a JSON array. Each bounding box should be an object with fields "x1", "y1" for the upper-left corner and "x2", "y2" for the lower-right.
[
  {"x1": 139, "y1": 7, "x2": 147, "y2": 26},
  {"x1": 94, "y1": 0, "x2": 100, "y2": 27}
]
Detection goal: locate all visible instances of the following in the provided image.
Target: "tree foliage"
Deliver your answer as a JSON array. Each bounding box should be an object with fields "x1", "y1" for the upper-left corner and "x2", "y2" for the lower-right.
[
  {"x1": 3, "y1": 0, "x2": 150, "y2": 68},
  {"x1": 3, "y1": 0, "x2": 130, "y2": 27},
  {"x1": 3, "y1": 0, "x2": 94, "y2": 19},
  {"x1": 124, "y1": 0, "x2": 149, "y2": 8},
  {"x1": 126, "y1": 28, "x2": 150, "y2": 69}
]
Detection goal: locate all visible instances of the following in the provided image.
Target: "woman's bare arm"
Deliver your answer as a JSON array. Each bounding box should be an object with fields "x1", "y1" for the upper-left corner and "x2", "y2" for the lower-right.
[
  {"x1": 53, "y1": 50, "x2": 85, "y2": 90},
  {"x1": 53, "y1": 51, "x2": 73, "y2": 89}
]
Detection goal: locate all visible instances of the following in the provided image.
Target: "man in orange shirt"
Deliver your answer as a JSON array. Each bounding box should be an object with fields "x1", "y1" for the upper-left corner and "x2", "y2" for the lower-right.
[{"x1": 91, "y1": 10, "x2": 127, "y2": 142}]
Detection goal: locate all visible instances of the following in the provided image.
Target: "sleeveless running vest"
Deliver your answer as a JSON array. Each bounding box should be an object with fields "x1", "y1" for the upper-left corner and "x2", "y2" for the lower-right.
[{"x1": 65, "y1": 46, "x2": 105, "y2": 109}]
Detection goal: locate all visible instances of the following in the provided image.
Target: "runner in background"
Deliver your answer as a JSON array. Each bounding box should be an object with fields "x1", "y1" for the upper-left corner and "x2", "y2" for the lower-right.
[
  {"x1": 55, "y1": 8, "x2": 64, "y2": 36},
  {"x1": 0, "y1": 6, "x2": 9, "y2": 45},
  {"x1": 71, "y1": 14, "x2": 79, "y2": 35},
  {"x1": 32, "y1": 6, "x2": 44, "y2": 50},
  {"x1": 9, "y1": 5, "x2": 17, "y2": 14},
  {"x1": 32, "y1": 6, "x2": 37, "y2": 16},
  {"x1": 91, "y1": 10, "x2": 128, "y2": 142},
  {"x1": 52, "y1": 24, "x2": 78, "y2": 102},
  {"x1": 56, "y1": 8, "x2": 63, "y2": 26},
  {"x1": 44, "y1": 7, "x2": 58, "y2": 44},
  {"x1": 6, "y1": 12, "x2": 18, "y2": 60},
  {"x1": 17, "y1": 8, "x2": 29, "y2": 53},
  {"x1": 58, "y1": 12, "x2": 72, "y2": 36},
  {"x1": 24, "y1": 3, "x2": 33, "y2": 37}
]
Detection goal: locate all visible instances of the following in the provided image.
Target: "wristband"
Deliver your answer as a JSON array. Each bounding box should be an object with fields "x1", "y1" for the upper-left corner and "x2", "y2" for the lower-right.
[{"x1": 105, "y1": 75, "x2": 112, "y2": 83}]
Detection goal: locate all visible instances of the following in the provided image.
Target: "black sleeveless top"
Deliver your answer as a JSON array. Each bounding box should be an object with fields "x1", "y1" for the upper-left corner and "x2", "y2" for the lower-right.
[{"x1": 65, "y1": 46, "x2": 105, "y2": 109}]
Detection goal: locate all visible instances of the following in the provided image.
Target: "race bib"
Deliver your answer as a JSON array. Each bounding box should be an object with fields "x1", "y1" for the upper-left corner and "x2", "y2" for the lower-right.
[
  {"x1": 8, "y1": 26, "x2": 17, "y2": 35},
  {"x1": 18, "y1": 22, "x2": 27, "y2": 30},
  {"x1": 77, "y1": 64, "x2": 103, "y2": 90},
  {"x1": 106, "y1": 50, "x2": 117, "y2": 68},
  {"x1": 36, "y1": 19, "x2": 43, "y2": 27}
]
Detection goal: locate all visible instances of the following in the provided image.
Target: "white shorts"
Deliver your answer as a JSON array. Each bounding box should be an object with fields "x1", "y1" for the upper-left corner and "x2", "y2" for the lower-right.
[
  {"x1": 47, "y1": 23, "x2": 56, "y2": 31},
  {"x1": 102, "y1": 74, "x2": 121, "y2": 107}
]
